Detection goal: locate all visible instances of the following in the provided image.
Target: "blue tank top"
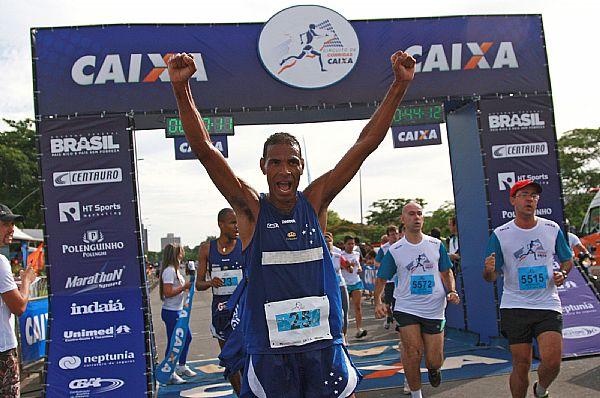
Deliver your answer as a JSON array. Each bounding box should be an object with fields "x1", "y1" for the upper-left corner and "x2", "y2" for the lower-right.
[
  {"x1": 208, "y1": 238, "x2": 244, "y2": 302},
  {"x1": 243, "y1": 192, "x2": 343, "y2": 354}
]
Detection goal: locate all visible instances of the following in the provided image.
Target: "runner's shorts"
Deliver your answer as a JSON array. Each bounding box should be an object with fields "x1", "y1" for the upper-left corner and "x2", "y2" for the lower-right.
[
  {"x1": 211, "y1": 295, "x2": 233, "y2": 341},
  {"x1": 241, "y1": 344, "x2": 361, "y2": 398},
  {"x1": 346, "y1": 281, "x2": 364, "y2": 294},
  {"x1": 383, "y1": 282, "x2": 395, "y2": 305},
  {"x1": 500, "y1": 308, "x2": 563, "y2": 345},
  {"x1": 394, "y1": 311, "x2": 445, "y2": 335}
]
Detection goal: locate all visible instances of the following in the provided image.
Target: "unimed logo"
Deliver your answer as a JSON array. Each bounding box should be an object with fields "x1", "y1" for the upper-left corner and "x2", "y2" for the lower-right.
[
  {"x1": 71, "y1": 53, "x2": 207, "y2": 85},
  {"x1": 53, "y1": 168, "x2": 122, "y2": 187}
]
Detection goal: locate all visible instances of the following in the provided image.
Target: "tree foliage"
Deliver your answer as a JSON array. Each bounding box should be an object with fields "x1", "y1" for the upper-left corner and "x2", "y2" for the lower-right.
[
  {"x1": 0, "y1": 119, "x2": 43, "y2": 227},
  {"x1": 365, "y1": 198, "x2": 427, "y2": 227},
  {"x1": 558, "y1": 128, "x2": 600, "y2": 228}
]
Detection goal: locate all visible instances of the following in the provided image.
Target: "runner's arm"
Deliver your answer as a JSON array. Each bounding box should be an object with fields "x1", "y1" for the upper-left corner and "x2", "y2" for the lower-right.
[
  {"x1": 196, "y1": 243, "x2": 213, "y2": 291},
  {"x1": 483, "y1": 232, "x2": 503, "y2": 282},
  {"x1": 304, "y1": 51, "x2": 415, "y2": 218}
]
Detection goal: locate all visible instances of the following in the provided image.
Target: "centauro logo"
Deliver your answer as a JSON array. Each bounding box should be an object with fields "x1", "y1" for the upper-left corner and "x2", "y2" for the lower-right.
[
  {"x1": 405, "y1": 42, "x2": 518, "y2": 73},
  {"x1": 71, "y1": 53, "x2": 207, "y2": 85}
]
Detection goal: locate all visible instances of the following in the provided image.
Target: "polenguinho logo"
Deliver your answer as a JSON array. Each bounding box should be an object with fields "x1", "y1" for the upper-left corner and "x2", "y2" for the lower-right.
[{"x1": 258, "y1": 5, "x2": 359, "y2": 89}]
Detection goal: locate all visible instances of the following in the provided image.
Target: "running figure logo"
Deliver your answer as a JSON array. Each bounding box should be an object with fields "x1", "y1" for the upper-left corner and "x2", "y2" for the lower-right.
[
  {"x1": 258, "y1": 5, "x2": 359, "y2": 89},
  {"x1": 406, "y1": 253, "x2": 434, "y2": 273},
  {"x1": 513, "y1": 239, "x2": 547, "y2": 262}
]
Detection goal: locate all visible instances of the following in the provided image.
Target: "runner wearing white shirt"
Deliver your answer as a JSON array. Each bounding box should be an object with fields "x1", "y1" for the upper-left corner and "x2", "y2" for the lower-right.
[
  {"x1": 341, "y1": 235, "x2": 368, "y2": 339},
  {"x1": 375, "y1": 225, "x2": 401, "y2": 330},
  {"x1": 483, "y1": 179, "x2": 573, "y2": 398},
  {"x1": 375, "y1": 202, "x2": 459, "y2": 398},
  {"x1": 325, "y1": 232, "x2": 349, "y2": 338}
]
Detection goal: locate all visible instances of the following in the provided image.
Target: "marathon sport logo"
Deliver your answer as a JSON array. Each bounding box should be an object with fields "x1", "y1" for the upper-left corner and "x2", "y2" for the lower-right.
[
  {"x1": 61, "y1": 229, "x2": 125, "y2": 258},
  {"x1": 71, "y1": 53, "x2": 207, "y2": 85},
  {"x1": 63, "y1": 324, "x2": 131, "y2": 343},
  {"x1": 405, "y1": 41, "x2": 519, "y2": 73},
  {"x1": 50, "y1": 132, "x2": 120, "y2": 157},
  {"x1": 258, "y1": 5, "x2": 359, "y2": 89},
  {"x1": 64, "y1": 266, "x2": 125, "y2": 291},
  {"x1": 53, "y1": 168, "x2": 122, "y2": 187},
  {"x1": 492, "y1": 142, "x2": 548, "y2": 159},
  {"x1": 487, "y1": 110, "x2": 546, "y2": 132},
  {"x1": 58, "y1": 201, "x2": 122, "y2": 223}
]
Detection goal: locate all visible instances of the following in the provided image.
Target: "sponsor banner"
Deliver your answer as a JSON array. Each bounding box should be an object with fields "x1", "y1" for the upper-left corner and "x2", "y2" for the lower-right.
[
  {"x1": 557, "y1": 264, "x2": 600, "y2": 357},
  {"x1": 174, "y1": 136, "x2": 228, "y2": 160},
  {"x1": 32, "y1": 15, "x2": 548, "y2": 116},
  {"x1": 392, "y1": 123, "x2": 442, "y2": 148},
  {"x1": 479, "y1": 96, "x2": 564, "y2": 228},
  {"x1": 45, "y1": 289, "x2": 147, "y2": 397},
  {"x1": 18, "y1": 298, "x2": 48, "y2": 363}
]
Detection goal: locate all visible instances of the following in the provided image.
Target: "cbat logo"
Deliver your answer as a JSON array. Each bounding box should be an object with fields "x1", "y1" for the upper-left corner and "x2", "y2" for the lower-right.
[
  {"x1": 53, "y1": 168, "x2": 122, "y2": 187},
  {"x1": 405, "y1": 41, "x2": 518, "y2": 73},
  {"x1": 487, "y1": 111, "x2": 546, "y2": 132},
  {"x1": 69, "y1": 378, "x2": 124, "y2": 394},
  {"x1": 258, "y1": 5, "x2": 359, "y2": 89},
  {"x1": 396, "y1": 128, "x2": 439, "y2": 142},
  {"x1": 50, "y1": 133, "x2": 119, "y2": 156},
  {"x1": 59, "y1": 200, "x2": 122, "y2": 223},
  {"x1": 267, "y1": 223, "x2": 279, "y2": 229},
  {"x1": 492, "y1": 142, "x2": 548, "y2": 159},
  {"x1": 71, "y1": 53, "x2": 207, "y2": 85}
]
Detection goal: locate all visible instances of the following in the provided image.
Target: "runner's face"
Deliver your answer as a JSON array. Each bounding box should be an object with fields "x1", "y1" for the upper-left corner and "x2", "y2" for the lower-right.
[
  {"x1": 219, "y1": 212, "x2": 239, "y2": 240},
  {"x1": 261, "y1": 143, "x2": 304, "y2": 203},
  {"x1": 448, "y1": 219, "x2": 457, "y2": 234},
  {"x1": 510, "y1": 187, "x2": 539, "y2": 218},
  {"x1": 344, "y1": 239, "x2": 355, "y2": 253},
  {"x1": 401, "y1": 204, "x2": 423, "y2": 234},
  {"x1": 0, "y1": 221, "x2": 14, "y2": 247},
  {"x1": 387, "y1": 229, "x2": 399, "y2": 243}
]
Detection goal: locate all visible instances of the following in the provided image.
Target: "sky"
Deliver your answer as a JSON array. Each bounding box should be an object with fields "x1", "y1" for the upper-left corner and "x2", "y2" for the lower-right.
[{"x1": 1, "y1": 0, "x2": 598, "y2": 251}]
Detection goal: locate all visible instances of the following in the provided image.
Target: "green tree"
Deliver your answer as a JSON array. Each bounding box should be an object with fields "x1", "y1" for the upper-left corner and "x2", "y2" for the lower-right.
[
  {"x1": 558, "y1": 128, "x2": 600, "y2": 228},
  {"x1": 423, "y1": 201, "x2": 455, "y2": 237},
  {"x1": 0, "y1": 119, "x2": 42, "y2": 227},
  {"x1": 365, "y1": 198, "x2": 427, "y2": 227}
]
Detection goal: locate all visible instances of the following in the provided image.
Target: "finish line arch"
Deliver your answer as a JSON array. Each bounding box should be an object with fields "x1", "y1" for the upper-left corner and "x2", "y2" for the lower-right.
[{"x1": 32, "y1": 9, "x2": 595, "y2": 397}]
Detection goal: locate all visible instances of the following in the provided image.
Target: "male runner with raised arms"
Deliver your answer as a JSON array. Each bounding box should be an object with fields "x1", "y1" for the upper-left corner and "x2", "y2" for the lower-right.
[
  {"x1": 374, "y1": 202, "x2": 460, "y2": 398},
  {"x1": 168, "y1": 50, "x2": 415, "y2": 397},
  {"x1": 483, "y1": 180, "x2": 573, "y2": 398},
  {"x1": 197, "y1": 208, "x2": 244, "y2": 394}
]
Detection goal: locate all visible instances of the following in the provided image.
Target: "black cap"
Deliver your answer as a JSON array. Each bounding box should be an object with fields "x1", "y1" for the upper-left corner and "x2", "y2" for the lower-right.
[{"x1": 0, "y1": 204, "x2": 24, "y2": 222}]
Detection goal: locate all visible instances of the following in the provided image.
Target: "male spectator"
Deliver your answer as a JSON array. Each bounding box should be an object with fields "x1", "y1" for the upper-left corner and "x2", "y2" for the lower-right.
[
  {"x1": 0, "y1": 204, "x2": 36, "y2": 397},
  {"x1": 375, "y1": 225, "x2": 400, "y2": 330},
  {"x1": 429, "y1": 228, "x2": 441, "y2": 240},
  {"x1": 483, "y1": 180, "x2": 573, "y2": 398},
  {"x1": 447, "y1": 217, "x2": 460, "y2": 263},
  {"x1": 375, "y1": 202, "x2": 460, "y2": 398},
  {"x1": 197, "y1": 208, "x2": 243, "y2": 393},
  {"x1": 565, "y1": 222, "x2": 590, "y2": 260},
  {"x1": 169, "y1": 49, "x2": 415, "y2": 396},
  {"x1": 380, "y1": 234, "x2": 389, "y2": 248}
]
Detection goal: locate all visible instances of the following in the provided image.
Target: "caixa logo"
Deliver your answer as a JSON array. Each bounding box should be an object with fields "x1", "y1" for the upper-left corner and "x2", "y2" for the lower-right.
[
  {"x1": 71, "y1": 53, "x2": 207, "y2": 85},
  {"x1": 405, "y1": 41, "x2": 518, "y2": 73},
  {"x1": 69, "y1": 378, "x2": 124, "y2": 394}
]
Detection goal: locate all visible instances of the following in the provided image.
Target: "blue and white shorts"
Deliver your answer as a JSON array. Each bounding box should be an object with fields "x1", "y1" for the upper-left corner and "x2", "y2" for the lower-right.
[{"x1": 241, "y1": 344, "x2": 361, "y2": 398}]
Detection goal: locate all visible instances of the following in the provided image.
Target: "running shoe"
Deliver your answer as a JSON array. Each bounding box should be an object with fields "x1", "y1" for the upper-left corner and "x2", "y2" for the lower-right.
[
  {"x1": 428, "y1": 368, "x2": 441, "y2": 387},
  {"x1": 176, "y1": 364, "x2": 197, "y2": 377},
  {"x1": 383, "y1": 318, "x2": 391, "y2": 329},
  {"x1": 402, "y1": 383, "x2": 411, "y2": 395},
  {"x1": 355, "y1": 329, "x2": 368, "y2": 338},
  {"x1": 533, "y1": 382, "x2": 549, "y2": 398},
  {"x1": 168, "y1": 372, "x2": 187, "y2": 385}
]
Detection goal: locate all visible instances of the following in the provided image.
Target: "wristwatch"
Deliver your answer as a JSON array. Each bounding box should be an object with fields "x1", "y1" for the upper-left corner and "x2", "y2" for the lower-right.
[{"x1": 447, "y1": 290, "x2": 458, "y2": 296}]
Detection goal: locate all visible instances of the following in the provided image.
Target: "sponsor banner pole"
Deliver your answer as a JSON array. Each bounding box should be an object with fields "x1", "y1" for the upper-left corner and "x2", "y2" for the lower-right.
[
  {"x1": 155, "y1": 273, "x2": 196, "y2": 384},
  {"x1": 38, "y1": 116, "x2": 151, "y2": 397}
]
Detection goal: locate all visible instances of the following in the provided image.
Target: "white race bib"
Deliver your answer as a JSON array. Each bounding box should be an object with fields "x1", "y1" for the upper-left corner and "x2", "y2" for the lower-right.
[
  {"x1": 211, "y1": 269, "x2": 243, "y2": 296},
  {"x1": 264, "y1": 296, "x2": 331, "y2": 348}
]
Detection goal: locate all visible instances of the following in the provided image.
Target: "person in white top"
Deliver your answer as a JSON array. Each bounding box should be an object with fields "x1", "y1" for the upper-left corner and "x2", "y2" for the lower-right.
[
  {"x1": 375, "y1": 225, "x2": 402, "y2": 330},
  {"x1": 483, "y1": 179, "x2": 573, "y2": 398},
  {"x1": 325, "y1": 232, "x2": 349, "y2": 340},
  {"x1": 0, "y1": 204, "x2": 37, "y2": 397},
  {"x1": 375, "y1": 202, "x2": 459, "y2": 398},
  {"x1": 341, "y1": 235, "x2": 368, "y2": 339},
  {"x1": 160, "y1": 243, "x2": 194, "y2": 384}
]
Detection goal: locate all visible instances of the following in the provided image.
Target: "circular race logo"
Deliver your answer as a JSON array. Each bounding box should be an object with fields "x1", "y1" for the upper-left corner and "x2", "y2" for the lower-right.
[{"x1": 258, "y1": 5, "x2": 359, "y2": 89}]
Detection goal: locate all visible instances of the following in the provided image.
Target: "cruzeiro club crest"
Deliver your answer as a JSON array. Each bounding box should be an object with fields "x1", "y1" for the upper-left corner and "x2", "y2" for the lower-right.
[{"x1": 258, "y1": 5, "x2": 359, "y2": 89}]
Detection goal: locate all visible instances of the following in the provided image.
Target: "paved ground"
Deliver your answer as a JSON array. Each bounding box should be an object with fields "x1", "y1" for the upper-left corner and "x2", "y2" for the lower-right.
[{"x1": 150, "y1": 287, "x2": 600, "y2": 397}]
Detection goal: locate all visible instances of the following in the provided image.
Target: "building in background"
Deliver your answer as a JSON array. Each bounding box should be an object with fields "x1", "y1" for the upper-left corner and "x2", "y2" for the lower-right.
[
  {"x1": 141, "y1": 224, "x2": 149, "y2": 254},
  {"x1": 161, "y1": 233, "x2": 180, "y2": 250}
]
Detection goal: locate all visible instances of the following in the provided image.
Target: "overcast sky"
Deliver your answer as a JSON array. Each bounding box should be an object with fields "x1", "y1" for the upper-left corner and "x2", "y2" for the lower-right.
[{"x1": 1, "y1": 0, "x2": 598, "y2": 251}]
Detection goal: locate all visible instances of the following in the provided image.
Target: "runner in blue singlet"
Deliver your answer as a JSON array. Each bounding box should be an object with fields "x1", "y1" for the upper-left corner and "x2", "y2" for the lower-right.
[
  {"x1": 168, "y1": 49, "x2": 416, "y2": 397},
  {"x1": 197, "y1": 208, "x2": 244, "y2": 394}
]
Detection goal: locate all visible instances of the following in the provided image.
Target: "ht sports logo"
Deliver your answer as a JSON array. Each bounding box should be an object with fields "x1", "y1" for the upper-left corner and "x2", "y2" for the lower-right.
[
  {"x1": 58, "y1": 201, "x2": 122, "y2": 223},
  {"x1": 258, "y1": 5, "x2": 359, "y2": 89},
  {"x1": 497, "y1": 171, "x2": 550, "y2": 191},
  {"x1": 50, "y1": 132, "x2": 120, "y2": 157},
  {"x1": 71, "y1": 52, "x2": 207, "y2": 85}
]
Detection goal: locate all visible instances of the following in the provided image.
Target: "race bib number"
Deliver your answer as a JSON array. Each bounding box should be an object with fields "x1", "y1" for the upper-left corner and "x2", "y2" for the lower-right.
[
  {"x1": 264, "y1": 296, "x2": 331, "y2": 348},
  {"x1": 211, "y1": 269, "x2": 243, "y2": 296},
  {"x1": 410, "y1": 274, "x2": 434, "y2": 295},
  {"x1": 518, "y1": 266, "x2": 547, "y2": 290}
]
